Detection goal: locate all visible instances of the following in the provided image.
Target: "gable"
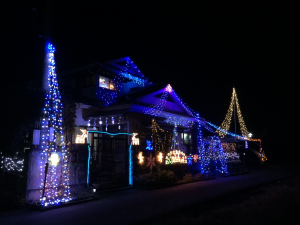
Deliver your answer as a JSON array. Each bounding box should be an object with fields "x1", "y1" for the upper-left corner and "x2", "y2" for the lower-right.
[
  {"x1": 153, "y1": 93, "x2": 175, "y2": 103},
  {"x1": 104, "y1": 57, "x2": 145, "y2": 78},
  {"x1": 136, "y1": 87, "x2": 191, "y2": 115}
]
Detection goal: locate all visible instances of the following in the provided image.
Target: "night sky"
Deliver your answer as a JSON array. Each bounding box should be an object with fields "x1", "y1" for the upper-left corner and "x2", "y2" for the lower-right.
[{"x1": 3, "y1": 1, "x2": 299, "y2": 162}]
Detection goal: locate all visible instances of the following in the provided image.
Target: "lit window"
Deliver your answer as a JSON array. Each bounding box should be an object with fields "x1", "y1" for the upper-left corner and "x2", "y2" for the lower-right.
[
  {"x1": 99, "y1": 76, "x2": 116, "y2": 90},
  {"x1": 99, "y1": 76, "x2": 110, "y2": 89},
  {"x1": 110, "y1": 80, "x2": 115, "y2": 90}
]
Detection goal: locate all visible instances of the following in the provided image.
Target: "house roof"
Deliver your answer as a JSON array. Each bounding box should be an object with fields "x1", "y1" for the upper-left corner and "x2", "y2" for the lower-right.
[
  {"x1": 80, "y1": 81, "x2": 195, "y2": 122},
  {"x1": 100, "y1": 57, "x2": 146, "y2": 79},
  {"x1": 60, "y1": 57, "x2": 150, "y2": 84},
  {"x1": 107, "y1": 82, "x2": 195, "y2": 118},
  {"x1": 110, "y1": 82, "x2": 167, "y2": 105},
  {"x1": 60, "y1": 57, "x2": 196, "y2": 122}
]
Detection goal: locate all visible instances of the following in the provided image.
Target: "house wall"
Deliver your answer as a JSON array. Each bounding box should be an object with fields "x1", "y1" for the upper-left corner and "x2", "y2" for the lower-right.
[
  {"x1": 26, "y1": 149, "x2": 42, "y2": 203},
  {"x1": 75, "y1": 103, "x2": 103, "y2": 126},
  {"x1": 69, "y1": 144, "x2": 89, "y2": 195},
  {"x1": 82, "y1": 86, "x2": 96, "y2": 99},
  {"x1": 26, "y1": 144, "x2": 89, "y2": 203}
]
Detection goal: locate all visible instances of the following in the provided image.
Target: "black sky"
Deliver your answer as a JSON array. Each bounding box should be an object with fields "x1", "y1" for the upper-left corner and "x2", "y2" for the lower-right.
[{"x1": 3, "y1": 1, "x2": 300, "y2": 162}]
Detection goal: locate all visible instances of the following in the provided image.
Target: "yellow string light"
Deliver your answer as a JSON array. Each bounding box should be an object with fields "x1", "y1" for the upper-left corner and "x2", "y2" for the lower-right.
[
  {"x1": 217, "y1": 88, "x2": 249, "y2": 137},
  {"x1": 151, "y1": 119, "x2": 170, "y2": 153},
  {"x1": 234, "y1": 89, "x2": 249, "y2": 136}
]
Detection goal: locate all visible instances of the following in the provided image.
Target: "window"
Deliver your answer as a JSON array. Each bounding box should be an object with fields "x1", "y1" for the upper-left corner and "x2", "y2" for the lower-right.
[
  {"x1": 99, "y1": 76, "x2": 115, "y2": 90},
  {"x1": 181, "y1": 133, "x2": 191, "y2": 145}
]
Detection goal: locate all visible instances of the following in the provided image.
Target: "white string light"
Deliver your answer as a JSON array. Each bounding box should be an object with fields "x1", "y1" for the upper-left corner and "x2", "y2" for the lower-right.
[
  {"x1": 39, "y1": 43, "x2": 71, "y2": 207},
  {"x1": 1, "y1": 155, "x2": 24, "y2": 172}
]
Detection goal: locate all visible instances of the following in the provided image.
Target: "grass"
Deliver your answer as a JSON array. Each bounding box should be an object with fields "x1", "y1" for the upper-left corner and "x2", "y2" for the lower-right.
[{"x1": 142, "y1": 169, "x2": 300, "y2": 225}]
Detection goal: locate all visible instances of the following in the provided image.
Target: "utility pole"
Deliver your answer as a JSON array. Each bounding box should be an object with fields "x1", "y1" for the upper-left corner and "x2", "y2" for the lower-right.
[
  {"x1": 43, "y1": 0, "x2": 53, "y2": 91},
  {"x1": 233, "y1": 88, "x2": 237, "y2": 142},
  {"x1": 41, "y1": 0, "x2": 53, "y2": 201}
]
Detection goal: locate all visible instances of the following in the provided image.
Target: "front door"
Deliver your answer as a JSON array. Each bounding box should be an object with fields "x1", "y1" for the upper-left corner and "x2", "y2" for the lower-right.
[{"x1": 92, "y1": 135, "x2": 128, "y2": 189}]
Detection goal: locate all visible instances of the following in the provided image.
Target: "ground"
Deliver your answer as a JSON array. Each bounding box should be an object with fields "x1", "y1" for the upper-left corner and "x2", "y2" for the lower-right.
[
  {"x1": 142, "y1": 167, "x2": 300, "y2": 225},
  {"x1": 0, "y1": 166, "x2": 298, "y2": 225}
]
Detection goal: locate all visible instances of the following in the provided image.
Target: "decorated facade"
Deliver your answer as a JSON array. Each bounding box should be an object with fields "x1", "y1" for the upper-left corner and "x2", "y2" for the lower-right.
[{"x1": 26, "y1": 55, "x2": 265, "y2": 204}]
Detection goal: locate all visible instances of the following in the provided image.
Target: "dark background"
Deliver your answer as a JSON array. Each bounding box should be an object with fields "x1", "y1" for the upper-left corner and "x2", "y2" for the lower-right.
[{"x1": 3, "y1": 1, "x2": 299, "y2": 163}]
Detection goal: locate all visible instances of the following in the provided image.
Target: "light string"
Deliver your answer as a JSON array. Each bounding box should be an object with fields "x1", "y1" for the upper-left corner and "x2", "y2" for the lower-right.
[
  {"x1": 207, "y1": 122, "x2": 248, "y2": 140},
  {"x1": 98, "y1": 58, "x2": 148, "y2": 106},
  {"x1": 39, "y1": 43, "x2": 71, "y2": 207},
  {"x1": 105, "y1": 117, "x2": 108, "y2": 131},
  {"x1": 209, "y1": 136, "x2": 228, "y2": 174},
  {"x1": 224, "y1": 151, "x2": 240, "y2": 161},
  {"x1": 143, "y1": 84, "x2": 246, "y2": 139},
  {"x1": 170, "y1": 123, "x2": 179, "y2": 151},
  {"x1": 196, "y1": 113, "x2": 207, "y2": 173},
  {"x1": 93, "y1": 119, "x2": 96, "y2": 130},
  {"x1": 129, "y1": 142, "x2": 133, "y2": 185},
  {"x1": 151, "y1": 119, "x2": 170, "y2": 153},
  {"x1": 163, "y1": 111, "x2": 194, "y2": 127},
  {"x1": 146, "y1": 140, "x2": 153, "y2": 150},
  {"x1": 187, "y1": 155, "x2": 193, "y2": 165},
  {"x1": 216, "y1": 88, "x2": 235, "y2": 138},
  {"x1": 1, "y1": 154, "x2": 24, "y2": 172},
  {"x1": 165, "y1": 150, "x2": 187, "y2": 164},
  {"x1": 235, "y1": 89, "x2": 249, "y2": 137},
  {"x1": 200, "y1": 136, "x2": 228, "y2": 174},
  {"x1": 144, "y1": 90, "x2": 168, "y2": 116},
  {"x1": 216, "y1": 88, "x2": 249, "y2": 138},
  {"x1": 98, "y1": 60, "x2": 130, "y2": 106},
  {"x1": 86, "y1": 130, "x2": 134, "y2": 185},
  {"x1": 168, "y1": 84, "x2": 196, "y2": 117}
]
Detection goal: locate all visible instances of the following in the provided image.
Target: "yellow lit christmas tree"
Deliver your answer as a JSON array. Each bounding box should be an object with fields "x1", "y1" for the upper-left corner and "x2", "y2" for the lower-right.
[{"x1": 217, "y1": 88, "x2": 249, "y2": 138}]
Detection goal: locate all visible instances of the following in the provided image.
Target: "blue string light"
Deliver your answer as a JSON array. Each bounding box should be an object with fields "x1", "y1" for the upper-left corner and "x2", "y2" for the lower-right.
[
  {"x1": 187, "y1": 155, "x2": 193, "y2": 165},
  {"x1": 87, "y1": 130, "x2": 134, "y2": 136},
  {"x1": 201, "y1": 136, "x2": 228, "y2": 174},
  {"x1": 144, "y1": 90, "x2": 168, "y2": 116},
  {"x1": 86, "y1": 130, "x2": 134, "y2": 186},
  {"x1": 40, "y1": 43, "x2": 71, "y2": 206},
  {"x1": 207, "y1": 122, "x2": 248, "y2": 140},
  {"x1": 146, "y1": 140, "x2": 153, "y2": 150},
  {"x1": 129, "y1": 142, "x2": 133, "y2": 185},
  {"x1": 97, "y1": 58, "x2": 149, "y2": 106}
]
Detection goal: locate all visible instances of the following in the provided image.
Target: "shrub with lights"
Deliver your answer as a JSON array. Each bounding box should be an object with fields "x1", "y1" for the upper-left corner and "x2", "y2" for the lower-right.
[
  {"x1": 201, "y1": 136, "x2": 228, "y2": 175},
  {"x1": 1, "y1": 152, "x2": 24, "y2": 172}
]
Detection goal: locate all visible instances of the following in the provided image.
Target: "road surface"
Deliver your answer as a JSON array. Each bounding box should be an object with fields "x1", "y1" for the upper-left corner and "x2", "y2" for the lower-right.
[{"x1": 0, "y1": 166, "x2": 295, "y2": 225}]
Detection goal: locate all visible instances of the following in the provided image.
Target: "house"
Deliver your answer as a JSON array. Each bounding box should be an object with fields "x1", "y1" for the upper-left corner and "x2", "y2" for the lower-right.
[
  {"x1": 26, "y1": 56, "x2": 205, "y2": 204},
  {"x1": 26, "y1": 52, "x2": 245, "y2": 205},
  {"x1": 59, "y1": 57, "x2": 199, "y2": 190}
]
